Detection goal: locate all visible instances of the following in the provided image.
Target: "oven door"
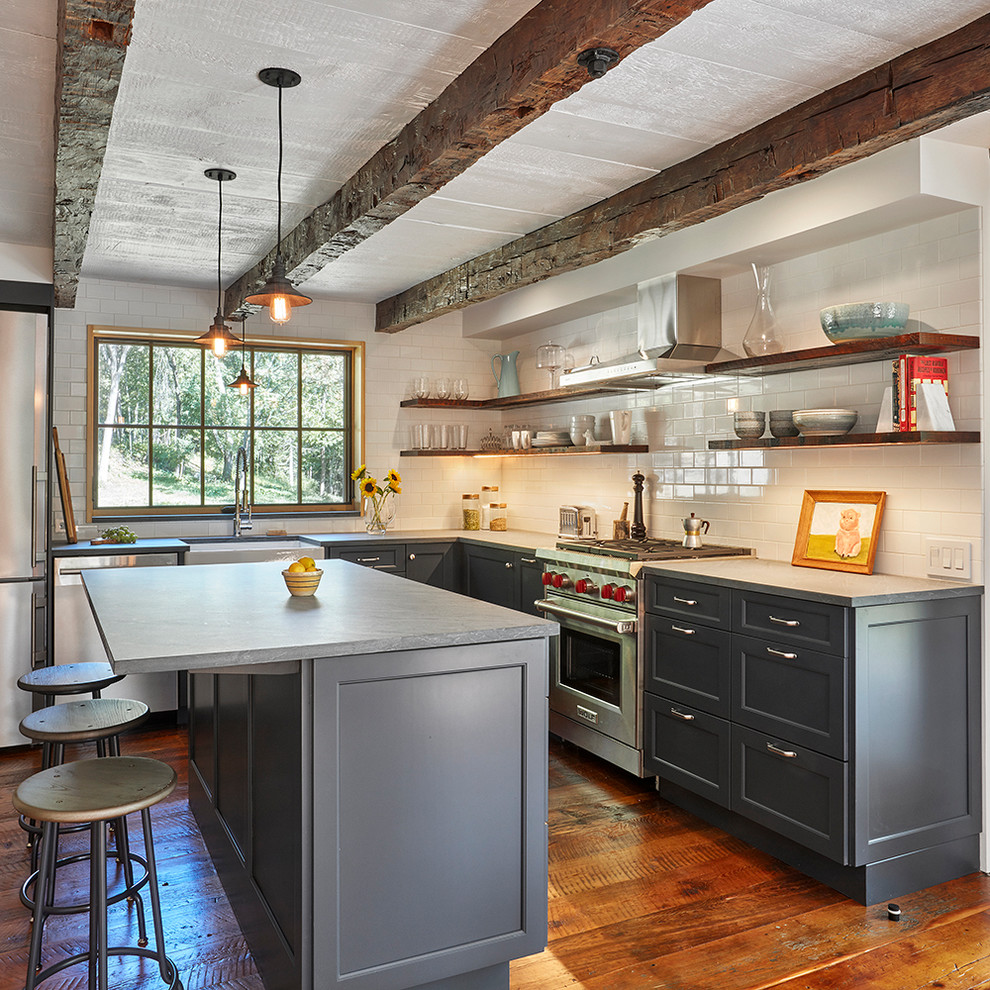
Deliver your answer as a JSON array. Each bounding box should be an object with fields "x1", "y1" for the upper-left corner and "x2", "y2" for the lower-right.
[{"x1": 545, "y1": 603, "x2": 637, "y2": 748}]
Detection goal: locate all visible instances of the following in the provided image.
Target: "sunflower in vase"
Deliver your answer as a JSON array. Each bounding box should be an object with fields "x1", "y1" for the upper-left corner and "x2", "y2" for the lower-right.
[{"x1": 351, "y1": 465, "x2": 401, "y2": 535}]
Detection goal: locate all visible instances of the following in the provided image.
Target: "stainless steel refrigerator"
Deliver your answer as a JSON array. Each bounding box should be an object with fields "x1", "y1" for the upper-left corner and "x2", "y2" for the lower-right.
[{"x1": 0, "y1": 310, "x2": 48, "y2": 747}]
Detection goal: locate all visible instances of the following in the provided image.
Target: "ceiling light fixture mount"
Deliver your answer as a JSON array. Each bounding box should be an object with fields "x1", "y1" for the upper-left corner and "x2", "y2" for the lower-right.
[
  {"x1": 196, "y1": 167, "x2": 243, "y2": 358},
  {"x1": 577, "y1": 48, "x2": 619, "y2": 79},
  {"x1": 245, "y1": 66, "x2": 311, "y2": 325}
]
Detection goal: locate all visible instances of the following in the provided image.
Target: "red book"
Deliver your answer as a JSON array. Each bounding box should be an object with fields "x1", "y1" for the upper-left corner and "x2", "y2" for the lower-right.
[{"x1": 903, "y1": 355, "x2": 948, "y2": 431}]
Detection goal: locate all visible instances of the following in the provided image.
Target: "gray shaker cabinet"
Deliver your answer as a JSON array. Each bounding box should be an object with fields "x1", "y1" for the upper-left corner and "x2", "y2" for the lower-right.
[{"x1": 644, "y1": 572, "x2": 981, "y2": 904}]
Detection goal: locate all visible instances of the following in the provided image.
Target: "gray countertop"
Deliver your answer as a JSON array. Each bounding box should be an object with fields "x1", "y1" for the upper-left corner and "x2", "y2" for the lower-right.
[
  {"x1": 82, "y1": 559, "x2": 557, "y2": 674},
  {"x1": 52, "y1": 537, "x2": 190, "y2": 557},
  {"x1": 304, "y1": 528, "x2": 556, "y2": 554},
  {"x1": 642, "y1": 557, "x2": 983, "y2": 606}
]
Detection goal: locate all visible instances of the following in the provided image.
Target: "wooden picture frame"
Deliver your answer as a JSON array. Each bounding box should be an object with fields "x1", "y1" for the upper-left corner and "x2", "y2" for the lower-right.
[
  {"x1": 52, "y1": 427, "x2": 77, "y2": 544},
  {"x1": 792, "y1": 489, "x2": 886, "y2": 575}
]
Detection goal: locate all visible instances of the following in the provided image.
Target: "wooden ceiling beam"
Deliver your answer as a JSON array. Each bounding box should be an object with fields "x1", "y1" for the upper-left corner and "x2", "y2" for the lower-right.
[
  {"x1": 376, "y1": 13, "x2": 990, "y2": 333},
  {"x1": 223, "y1": 0, "x2": 717, "y2": 315},
  {"x1": 54, "y1": 0, "x2": 135, "y2": 307}
]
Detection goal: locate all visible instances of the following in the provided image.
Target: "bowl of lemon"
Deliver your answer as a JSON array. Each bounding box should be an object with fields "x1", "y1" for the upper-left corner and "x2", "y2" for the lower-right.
[{"x1": 282, "y1": 556, "x2": 323, "y2": 596}]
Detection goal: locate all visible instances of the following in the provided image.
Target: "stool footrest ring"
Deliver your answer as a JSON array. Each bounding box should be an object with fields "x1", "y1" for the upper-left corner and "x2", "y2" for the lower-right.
[{"x1": 32, "y1": 946, "x2": 183, "y2": 990}]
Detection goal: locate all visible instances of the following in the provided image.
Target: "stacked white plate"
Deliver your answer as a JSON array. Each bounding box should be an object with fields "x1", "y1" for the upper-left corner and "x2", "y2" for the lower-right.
[{"x1": 532, "y1": 430, "x2": 572, "y2": 447}]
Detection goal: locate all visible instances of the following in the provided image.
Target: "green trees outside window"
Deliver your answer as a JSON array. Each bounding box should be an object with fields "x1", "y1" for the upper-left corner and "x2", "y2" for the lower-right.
[{"x1": 91, "y1": 334, "x2": 355, "y2": 516}]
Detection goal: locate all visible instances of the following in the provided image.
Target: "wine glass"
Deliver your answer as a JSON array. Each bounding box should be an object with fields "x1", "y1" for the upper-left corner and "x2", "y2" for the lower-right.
[
  {"x1": 435, "y1": 377, "x2": 451, "y2": 399},
  {"x1": 536, "y1": 342, "x2": 565, "y2": 390}
]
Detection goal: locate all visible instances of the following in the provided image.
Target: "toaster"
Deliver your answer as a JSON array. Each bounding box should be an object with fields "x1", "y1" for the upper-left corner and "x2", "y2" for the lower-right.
[{"x1": 559, "y1": 505, "x2": 597, "y2": 540}]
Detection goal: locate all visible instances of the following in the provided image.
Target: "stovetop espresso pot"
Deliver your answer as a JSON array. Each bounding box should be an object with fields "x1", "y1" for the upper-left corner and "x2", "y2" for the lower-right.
[{"x1": 682, "y1": 512, "x2": 710, "y2": 548}]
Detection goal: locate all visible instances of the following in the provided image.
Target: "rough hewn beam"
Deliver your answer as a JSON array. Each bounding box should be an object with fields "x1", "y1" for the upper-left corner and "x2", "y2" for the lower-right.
[
  {"x1": 224, "y1": 0, "x2": 716, "y2": 314},
  {"x1": 54, "y1": 0, "x2": 134, "y2": 308},
  {"x1": 376, "y1": 14, "x2": 990, "y2": 333}
]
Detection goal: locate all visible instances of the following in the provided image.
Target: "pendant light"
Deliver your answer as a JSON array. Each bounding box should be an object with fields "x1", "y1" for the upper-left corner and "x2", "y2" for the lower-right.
[
  {"x1": 227, "y1": 314, "x2": 257, "y2": 394},
  {"x1": 196, "y1": 168, "x2": 243, "y2": 357},
  {"x1": 245, "y1": 67, "x2": 311, "y2": 324}
]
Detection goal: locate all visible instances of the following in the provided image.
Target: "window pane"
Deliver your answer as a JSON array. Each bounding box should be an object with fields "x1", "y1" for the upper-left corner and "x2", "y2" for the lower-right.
[
  {"x1": 97, "y1": 343, "x2": 149, "y2": 424},
  {"x1": 204, "y1": 352, "x2": 249, "y2": 428},
  {"x1": 151, "y1": 428, "x2": 202, "y2": 505},
  {"x1": 204, "y1": 429, "x2": 248, "y2": 505},
  {"x1": 301, "y1": 431, "x2": 346, "y2": 503},
  {"x1": 253, "y1": 430, "x2": 299, "y2": 503},
  {"x1": 94, "y1": 427, "x2": 150, "y2": 507},
  {"x1": 153, "y1": 346, "x2": 202, "y2": 426},
  {"x1": 254, "y1": 351, "x2": 299, "y2": 428},
  {"x1": 302, "y1": 353, "x2": 346, "y2": 429}
]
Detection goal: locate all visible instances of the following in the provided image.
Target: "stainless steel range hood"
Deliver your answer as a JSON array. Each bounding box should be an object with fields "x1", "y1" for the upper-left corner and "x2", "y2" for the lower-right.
[{"x1": 560, "y1": 273, "x2": 740, "y2": 388}]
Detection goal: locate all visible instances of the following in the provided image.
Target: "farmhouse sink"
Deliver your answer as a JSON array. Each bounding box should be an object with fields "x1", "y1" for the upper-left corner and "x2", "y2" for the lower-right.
[{"x1": 182, "y1": 538, "x2": 323, "y2": 565}]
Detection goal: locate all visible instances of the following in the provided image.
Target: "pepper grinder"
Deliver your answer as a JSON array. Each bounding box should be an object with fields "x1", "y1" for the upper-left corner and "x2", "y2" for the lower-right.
[{"x1": 631, "y1": 471, "x2": 646, "y2": 541}]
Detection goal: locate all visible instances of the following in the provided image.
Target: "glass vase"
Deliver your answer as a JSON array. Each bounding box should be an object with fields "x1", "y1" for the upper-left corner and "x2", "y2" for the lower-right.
[
  {"x1": 365, "y1": 497, "x2": 395, "y2": 536},
  {"x1": 742, "y1": 263, "x2": 783, "y2": 357}
]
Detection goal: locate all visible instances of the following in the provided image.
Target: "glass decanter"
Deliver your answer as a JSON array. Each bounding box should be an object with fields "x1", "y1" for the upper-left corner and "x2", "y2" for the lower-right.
[{"x1": 742, "y1": 263, "x2": 783, "y2": 357}]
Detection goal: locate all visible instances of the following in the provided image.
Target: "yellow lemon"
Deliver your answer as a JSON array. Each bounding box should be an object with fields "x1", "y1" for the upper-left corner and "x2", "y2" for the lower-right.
[
  {"x1": 298, "y1": 555, "x2": 316, "y2": 571},
  {"x1": 287, "y1": 561, "x2": 306, "y2": 573}
]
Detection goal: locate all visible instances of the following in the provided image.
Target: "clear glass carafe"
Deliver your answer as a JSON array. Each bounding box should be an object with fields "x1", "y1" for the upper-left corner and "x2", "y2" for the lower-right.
[{"x1": 742, "y1": 263, "x2": 783, "y2": 357}]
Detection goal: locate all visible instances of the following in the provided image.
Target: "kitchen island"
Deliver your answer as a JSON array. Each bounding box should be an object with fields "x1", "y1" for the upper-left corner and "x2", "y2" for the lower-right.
[{"x1": 82, "y1": 560, "x2": 556, "y2": 990}]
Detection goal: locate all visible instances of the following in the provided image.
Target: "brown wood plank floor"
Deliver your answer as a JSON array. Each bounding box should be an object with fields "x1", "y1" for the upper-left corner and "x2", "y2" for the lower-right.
[{"x1": 1, "y1": 725, "x2": 989, "y2": 989}]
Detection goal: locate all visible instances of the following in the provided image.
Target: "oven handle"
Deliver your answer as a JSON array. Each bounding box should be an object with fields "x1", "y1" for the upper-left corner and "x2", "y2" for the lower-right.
[{"x1": 535, "y1": 599, "x2": 636, "y2": 635}]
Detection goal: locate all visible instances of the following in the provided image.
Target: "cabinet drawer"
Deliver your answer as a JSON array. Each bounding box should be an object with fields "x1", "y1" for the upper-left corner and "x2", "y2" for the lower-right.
[
  {"x1": 731, "y1": 634, "x2": 847, "y2": 759},
  {"x1": 645, "y1": 695, "x2": 730, "y2": 809},
  {"x1": 731, "y1": 724, "x2": 848, "y2": 863},
  {"x1": 646, "y1": 617, "x2": 731, "y2": 717},
  {"x1": 333, "y1": 545, "x2": 403, "y2": 571},
  {"x1": 647, "y1": 577, "x2": 730, "y2": 628},
  {"x1": 733, "y1": 590, "x2": 848, "y2": 655}
]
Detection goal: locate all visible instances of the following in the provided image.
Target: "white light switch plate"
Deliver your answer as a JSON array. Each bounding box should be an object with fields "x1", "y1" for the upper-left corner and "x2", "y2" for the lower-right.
[{"x1": 924, "y1": 538, "x2": 972, "y2": 581}]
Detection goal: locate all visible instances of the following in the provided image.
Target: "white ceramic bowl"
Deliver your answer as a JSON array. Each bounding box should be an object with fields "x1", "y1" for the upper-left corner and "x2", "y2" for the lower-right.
[
  {"x1": 819, "y1": 302, "x2": 909, "y2": 342},
  {"x1": 792, "y1": 408, "x2": 858, "y2": 437}
]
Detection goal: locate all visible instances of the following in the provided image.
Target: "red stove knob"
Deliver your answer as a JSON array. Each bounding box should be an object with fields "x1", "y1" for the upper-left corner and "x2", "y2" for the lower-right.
[
  {"x1": 541, "y1": 571, "x2": 554, "y2": 586},
  {"x1": 575, "y1": 579, "x2": 596, "y2": 595},
  {"x1": 613, "y1": 585, "x2": 635, "y2": 604},
  {"x1": 600, "y1": 584, "x2": 615, "y2": 600},
  {"x1": 552, "y1": 573, "x2": 571, "y2": 589}
]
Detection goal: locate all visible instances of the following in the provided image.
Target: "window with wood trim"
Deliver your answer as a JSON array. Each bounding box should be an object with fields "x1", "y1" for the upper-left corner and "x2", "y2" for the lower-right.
[{"x1": 88, "y1": 327, "x2": 363, "y2": 518}]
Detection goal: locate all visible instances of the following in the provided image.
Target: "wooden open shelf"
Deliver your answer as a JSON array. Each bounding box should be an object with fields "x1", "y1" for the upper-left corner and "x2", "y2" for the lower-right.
[
  {"x1": 400, "y1": 444, "x2": 649, "y2": 457},
  {"x1": 707, "y1": 332, "x2": 979, "y2": 377},
  {"x1": 709, "y1": 431, "x2": 979, "y2": 451},
  {"x1": 398, "y1": 382, "x2": 653, "y2": 410}
]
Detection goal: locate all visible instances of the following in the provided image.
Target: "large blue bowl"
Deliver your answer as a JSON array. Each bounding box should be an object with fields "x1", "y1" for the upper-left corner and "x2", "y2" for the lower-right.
[{"x1": 819, "y1": 302, "x2": 909, "y2": 342}]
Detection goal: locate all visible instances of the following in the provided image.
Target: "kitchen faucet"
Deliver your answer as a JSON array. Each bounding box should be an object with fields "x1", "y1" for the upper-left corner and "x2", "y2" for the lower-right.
[{"x1": 233, "y1": 446, "x2": 252, "y2": 537}]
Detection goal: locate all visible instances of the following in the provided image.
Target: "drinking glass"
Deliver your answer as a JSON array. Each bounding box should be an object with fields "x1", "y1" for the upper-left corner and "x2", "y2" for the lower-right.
[
  {"x1": 409, "y1": 424, "x2": 424, "y2": 449},
  {"x1": 413, "y1": 376, "x2": 430, "y2": 399},
  {"x1": 452, "y1": 424, "x2": 468, "y2": 449},
  {"x1": 453, "y1": 378, "x2": 469, "y2": 400},
  {"x1": 435, "y1": 377, "x2": 451, "y2": 399}
]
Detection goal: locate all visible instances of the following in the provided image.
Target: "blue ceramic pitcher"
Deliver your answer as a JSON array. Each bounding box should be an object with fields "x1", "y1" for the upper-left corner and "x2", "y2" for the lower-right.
[{"x1": 491, "y1": 350, "x2": 521, "y2": 398}]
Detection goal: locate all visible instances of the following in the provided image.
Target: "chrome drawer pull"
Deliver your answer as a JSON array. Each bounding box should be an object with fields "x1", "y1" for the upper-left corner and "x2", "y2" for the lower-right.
[
  {"x1": 766, "y1": 647, "x2": 797, "y2": 659},
  {"x1": 357, "y1": 556, "x2": 381, "y2": 563},
  {"x1": 671, "y1": 625, "x2": 696, "y2": 636},
  {"x1": 766, "y1": 742, "x2": 797, "y2": 759},
  {"x1": 670, "y1": 708, "x2": 695, "y2": 721},
  {"x1": 673, "y1": 597, "x2": 698, "y2": 606},
  {"x1": 520, "y1": 557, "x2": 537, "y2": 564},
  {"x1": 769, "y1": 615, "x2": 800, "y2": 627}
]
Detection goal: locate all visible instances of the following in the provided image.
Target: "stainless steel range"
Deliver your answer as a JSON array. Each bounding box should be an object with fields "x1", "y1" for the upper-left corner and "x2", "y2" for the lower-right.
[{"x1": 536, "y1": 536, "x2": 753, "y2": 776}]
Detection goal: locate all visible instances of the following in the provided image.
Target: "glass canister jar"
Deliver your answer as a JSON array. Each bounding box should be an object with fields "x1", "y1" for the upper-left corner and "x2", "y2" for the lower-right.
[
  {"x1": 480, "y1": 486, "x2": 499, "y2": 529},
  {"x1": 462, "y1": 493, "x2": 480, "y2": 531},
  {"x1": 490, "y1": 503, "x2": 507, "y2": 531}
]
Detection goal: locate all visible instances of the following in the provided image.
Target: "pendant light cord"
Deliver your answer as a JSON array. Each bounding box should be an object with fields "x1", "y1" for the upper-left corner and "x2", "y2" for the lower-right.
[
  {"x1": 276, "y1": 81, "x2": 284, "y2": 254},
  {"x1": 217, "y1": 176, "x2": 224, "y2": 311}
]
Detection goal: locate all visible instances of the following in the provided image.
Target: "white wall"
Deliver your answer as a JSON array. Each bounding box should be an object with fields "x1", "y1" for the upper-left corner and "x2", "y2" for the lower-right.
[
  {"x1": 51, "y1": 205, "x2": 983, "y2": 583},
  {"x1": 498, "y1": 209, "x2": 984, "y2": 580},
  {"x1": 52, "y1": 280, "x2": 504, "y2": 538}
]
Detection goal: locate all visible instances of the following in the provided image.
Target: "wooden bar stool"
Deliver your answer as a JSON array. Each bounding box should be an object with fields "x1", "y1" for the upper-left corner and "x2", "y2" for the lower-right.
[
  {"x1": 13, "y1": 757, "x2": 183, "y2": 990},
  {"x1": 18, "y1": 698, "x2": 151, "y2": 907},
  {"x1": 17, "y1": 662, "x2": 125, "y2": 708}
]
